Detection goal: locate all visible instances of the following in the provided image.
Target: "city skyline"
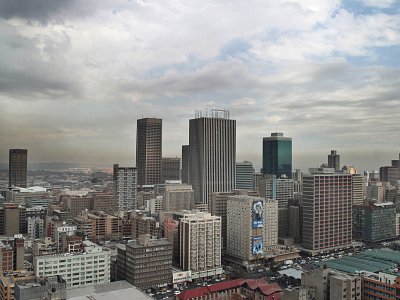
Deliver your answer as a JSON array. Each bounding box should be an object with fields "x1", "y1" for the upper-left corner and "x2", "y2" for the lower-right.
[{"x1": 0, "y1": 1, "x2": 399, "y2": 172}]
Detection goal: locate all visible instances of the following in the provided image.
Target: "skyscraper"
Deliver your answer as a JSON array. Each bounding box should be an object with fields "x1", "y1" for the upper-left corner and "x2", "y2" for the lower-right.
[
  {"x1": 262, "y1": 133, "x2": 292, "y2": 179},
  {"x1": 302, "y1": 172, "x2": 353, "y2": 254},
  {"x1": 136, "y1": 118, "x2": 162, "y2": 186},
  {"x1": 181, "y1": 145, "x2": 190, "y2": 184},
  {"x1": 189, "y1": 109, "x2": 236, "y2": 205},
  {"x1": 9, "y1": 149, "x2": 27, "y2": 188},
  {"x1": 328, "y1": 150, "x2": 340, "y2": 171}
]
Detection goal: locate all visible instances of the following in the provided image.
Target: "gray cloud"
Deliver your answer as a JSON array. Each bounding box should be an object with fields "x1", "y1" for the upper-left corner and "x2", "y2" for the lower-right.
[{"x1": 0, "y1": 0, "x2": 399, "y2": 172}]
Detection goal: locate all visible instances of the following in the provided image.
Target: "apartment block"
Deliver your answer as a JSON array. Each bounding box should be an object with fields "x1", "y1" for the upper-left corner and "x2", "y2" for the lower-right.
[{"x1": 179, "y1": 211, "x2": 222, "y2": 279}]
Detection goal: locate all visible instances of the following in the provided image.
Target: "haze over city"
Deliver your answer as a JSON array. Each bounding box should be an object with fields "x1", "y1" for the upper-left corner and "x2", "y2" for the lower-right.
[{"x1": 0, "y1": 0, "x2": 399, "y2": 171}]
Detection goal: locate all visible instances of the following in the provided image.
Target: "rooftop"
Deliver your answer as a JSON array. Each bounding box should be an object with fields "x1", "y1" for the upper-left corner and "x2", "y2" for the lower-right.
[
  {"x1": 317, "y1": 249, "x2": 400, "y2": 274},
  {"x1": 67, "y1": 280, "x2": 152, "y2": 300}
]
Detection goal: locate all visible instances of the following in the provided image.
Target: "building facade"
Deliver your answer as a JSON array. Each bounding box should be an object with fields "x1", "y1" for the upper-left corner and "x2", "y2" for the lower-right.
[
  {"x1": 258, "y1": 175, "x2": 294, "y2": 208},
  {"x1": 226, "y1": 196, "x2": 278, "y2": 268},
  {"x1": 328, "y1": 150, "x2": 340, "y2": 171},
  {"x1": 113, "y1": 164, "x2": 138, "y2": 210},
  {"x1": 189, "y1": 109, "x2": 236, "y2": 205},
  {"x1": 136, "y1": 118, "x2": 162, "y2": 186},
  {"x1": 179, "y1": 211, "x2": 222, "y2": 279},
  {"x1": 161, "y1": 158, "x2": 180, "y2": 182},
  {"x1": 164, "y1": 184, "x2": 194, "y2": 212},
  {"x1": 123, "y1": 235, "x2": 172, "y2": 290},
  {"x1": 181, "y1": 145, "x2": 190, "y2": 184},
  {"x1": 34, "y1": 241, "x2": 111, "y2": 289},
  {"x1": 302, "y1": 173, "x2": 353, "y2": 254},
  {"x1": 235, "y1": 161, "x2": 254, "y2": 190},
  {"x1": 352, "y1": 202, "x2": 396, "y2": 242},
  {"x1": 262, "y1": 133, "x2": 292, "y2": 179}
]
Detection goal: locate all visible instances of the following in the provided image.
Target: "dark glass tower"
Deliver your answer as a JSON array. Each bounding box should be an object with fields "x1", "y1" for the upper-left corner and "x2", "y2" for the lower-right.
[
  {"x1": 136, "y1": 118, "x2": 162, "y2": 186},
  {"x1": 262, "y1": 133, "x2": 292, "y2": 179},
  {"x1": 9, "y1": 149, "x2": 28, "y2": 188}
]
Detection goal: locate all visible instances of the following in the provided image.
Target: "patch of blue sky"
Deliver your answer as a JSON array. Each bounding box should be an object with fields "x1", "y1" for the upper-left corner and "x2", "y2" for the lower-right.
[
  {"x1": 141, "y1": 55, "x2": 206, "y2": 79},
  {"x1": 342, "y1": 0, "x2": 400, "y2": 15},
  {"x1": 346, "y1": 45, "x2": 400, "y2": 67}
]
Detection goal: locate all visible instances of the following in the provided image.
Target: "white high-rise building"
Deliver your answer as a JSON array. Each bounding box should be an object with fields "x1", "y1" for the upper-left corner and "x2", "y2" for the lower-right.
[
  {"x1": 179, "y1": 211, "x2": 222, "y2": 279},
  {"x1": 113, "y1": 164, "x2": 137, "y2": 210},
  {"x1": 189, "y1": 109, "x2": 236, "y2": 205}
]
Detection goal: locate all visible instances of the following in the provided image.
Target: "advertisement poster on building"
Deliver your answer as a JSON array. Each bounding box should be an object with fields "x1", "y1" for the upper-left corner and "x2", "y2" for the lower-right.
[
  {"x1": 252, "y1": 200, "x2": 263, "y2": 228},
  {"x1": 252, "y1": 236, "x2": 263, "y2": 255}
]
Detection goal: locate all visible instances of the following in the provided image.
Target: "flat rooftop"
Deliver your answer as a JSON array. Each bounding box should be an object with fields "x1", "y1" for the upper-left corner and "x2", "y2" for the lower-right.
[
  {"x1": 67, "y1": 280, "x2": 153, "y2": 300},
  {"x1": 317, "y1": 249, "x2": 400, "y2": 274}
]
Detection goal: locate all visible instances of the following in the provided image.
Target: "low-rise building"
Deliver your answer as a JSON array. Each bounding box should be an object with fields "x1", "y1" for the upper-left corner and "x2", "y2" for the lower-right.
[
  {"x1": 361, "y1": 271, "x2": 400, "y2": 300},
  {"x1": 34, "y1": 240, "x2": 111, "y2": 289}
]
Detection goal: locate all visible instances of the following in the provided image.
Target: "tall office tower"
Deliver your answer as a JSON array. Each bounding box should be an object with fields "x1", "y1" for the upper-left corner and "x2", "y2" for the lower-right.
[
  {"x1": 136, "y1": 118, "x2": 162, "y2": 185},
  {"x1": 161, "y1": 157, "x2": 180, "y2": 182},
  {"x1": 235, "y1": 161, "x2": 254, "y2": 190},
  {"x1": 328, "y1": 150, "x2": 340, "y2": 171},
  {"x1": 262, "y1": 133, "x2": 292, "y2": 179},
  {"x1": 179, "y1": 211, "x2": 222, "y2": 279},
  {"x1": 258, "y1": 175, "x2": 294, "y2": 208},
  {"x1": 9, "y1": 149, "x2": 27, "y2": 188},
  {"x1": 189, "y1": 109, "x2": 236, "y2": 205},
  {"x1": 352, "y1": 174, "x2": 366, "y2": 206},
  {"x1": 113, "y1": 164, "x2": 137, "y2": 210},
  {"x1": 302, "y1": 173, "x2": 353, "y2": 254},
  {"x1": 181, "y1": 145, "x2": 190, "y2": 184},
  {"x1": 164, "y1": 184, "x2": 194, "y2": 212}
]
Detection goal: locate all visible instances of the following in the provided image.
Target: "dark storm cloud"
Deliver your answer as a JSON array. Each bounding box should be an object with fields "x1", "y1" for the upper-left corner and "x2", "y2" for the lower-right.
[
  {"x1": 0, "y1": 0, "x2": 78, "y2": 23},
  {"x1": 0, "y1": 0, "x2": 141, "y2": 24}
]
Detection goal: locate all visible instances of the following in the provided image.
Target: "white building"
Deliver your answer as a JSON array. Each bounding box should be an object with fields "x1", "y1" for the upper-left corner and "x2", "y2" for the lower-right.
[
  {"x1": 34, "y1": 240, "x2": 111, "y2": 289},
  {"x1": 113, "y1": 164, "x2": 137, "y2": 210},
  {"x1": 179, "y1": 211, "x2": 222, "y2": 279}
]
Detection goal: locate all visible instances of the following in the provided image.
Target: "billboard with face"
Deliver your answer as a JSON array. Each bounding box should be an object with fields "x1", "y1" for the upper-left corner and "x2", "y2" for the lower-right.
[
  {"x1": 252, "y1": 236, "x2": 263, "y2": 255},
  {"x1": 252, "y1": 200, "x2": 264, "y2": 228}
]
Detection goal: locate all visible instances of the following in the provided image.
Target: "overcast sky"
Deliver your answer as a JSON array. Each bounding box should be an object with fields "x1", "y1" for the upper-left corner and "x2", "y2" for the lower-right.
[{"x1": 0, "y1": 0, "x2": 399, "y2": 172}]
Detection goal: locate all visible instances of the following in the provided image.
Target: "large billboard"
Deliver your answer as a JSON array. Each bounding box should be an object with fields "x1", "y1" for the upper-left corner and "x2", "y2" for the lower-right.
[
  {"x1": 252, "y1": 236, "x2": 263, "y2": 255},
  {"x1": 252, "y1": 200, "x2": 264, "y2": 228}
]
